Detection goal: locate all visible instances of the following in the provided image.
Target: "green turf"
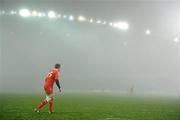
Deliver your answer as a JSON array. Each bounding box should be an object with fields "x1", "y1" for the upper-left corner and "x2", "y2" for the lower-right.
[{"x1": 0, "y1": 93, "x2": 180, "y2": 120}]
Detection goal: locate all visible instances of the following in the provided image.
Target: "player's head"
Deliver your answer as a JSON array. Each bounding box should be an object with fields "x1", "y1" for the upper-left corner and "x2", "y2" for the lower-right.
[{"x1": 55, "y1": 63, "x2": 61, "y2": 70}]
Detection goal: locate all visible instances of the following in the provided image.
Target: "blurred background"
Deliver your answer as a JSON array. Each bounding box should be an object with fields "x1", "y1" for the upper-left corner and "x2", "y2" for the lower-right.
[{"x1": 0, "y1": 0, "x2": 180, "y2": 96}]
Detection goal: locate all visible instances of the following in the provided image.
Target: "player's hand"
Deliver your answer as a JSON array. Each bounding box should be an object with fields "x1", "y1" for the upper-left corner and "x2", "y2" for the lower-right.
[{"x1": 59, "y1": 88, "x2": 62, "y2": 93}]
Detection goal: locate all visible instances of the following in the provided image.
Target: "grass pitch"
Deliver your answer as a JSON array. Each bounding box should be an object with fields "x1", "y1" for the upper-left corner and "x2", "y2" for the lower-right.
[{"x1": 0, "y1": 93, "x2": 180, "y2": 120}]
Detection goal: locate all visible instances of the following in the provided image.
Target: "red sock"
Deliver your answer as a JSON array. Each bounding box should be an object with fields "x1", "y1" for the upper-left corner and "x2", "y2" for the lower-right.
[
  {"x1": 49, "y1": 98, "x2": 53, "y2": 112},
  {"x1": 36, "y1": 99, "x2": 47, "y2": 111}
]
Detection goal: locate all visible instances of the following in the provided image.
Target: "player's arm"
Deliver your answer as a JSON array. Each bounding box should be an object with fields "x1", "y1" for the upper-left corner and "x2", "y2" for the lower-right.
[
  {"x1": 55, "y1": 80, "x2": 62, "y2": 93},
  {"x1": 55, "y1": 80, "x2": 61, "y2": 89},
  {"x1": 55, "y1": 70, "x2": 62, "y2": 92}
]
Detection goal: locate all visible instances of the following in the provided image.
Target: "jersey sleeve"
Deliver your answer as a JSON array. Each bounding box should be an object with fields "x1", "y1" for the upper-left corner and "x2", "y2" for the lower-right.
[{"x1": 54, "y1": 70, "x2": 59, "y2": 80}]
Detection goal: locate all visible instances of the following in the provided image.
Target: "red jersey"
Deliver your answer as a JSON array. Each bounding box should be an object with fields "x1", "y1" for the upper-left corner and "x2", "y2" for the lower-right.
[{"x1": 44, "y1": 68, "x2": 59, "y2": 88}]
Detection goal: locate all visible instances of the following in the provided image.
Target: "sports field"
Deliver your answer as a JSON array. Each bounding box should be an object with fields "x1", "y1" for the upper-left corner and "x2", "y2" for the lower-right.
[{"x1": 0, "y1": 93, "x2": 180, "y2": 120}]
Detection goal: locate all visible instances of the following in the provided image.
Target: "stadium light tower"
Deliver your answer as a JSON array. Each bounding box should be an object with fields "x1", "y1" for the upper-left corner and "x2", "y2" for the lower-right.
[
  {"x1": 63, "y1": 15, "x2": 67, "y2": 18},
  {"x1": 97, "y1": 20, "x2": 102, "y2": 24},
  {"x1": 32, "y1": 11, "x2": 37, "y2": 16},
  {"x1": 145, "y1": 29, "x2": 151, "y2": 35},
  {"x1": 90, "y1": 18, "x2": 94, "y2": 23},
  {"x1": 48, "y1": 11, "x2": 56, "y2": 19},
  {"x1": 19, "y1": 9, "x2": 31, "y2": 17},
  {"x1": 10, "y1": 10, "x2": 16, "y2": 15},
  {"x1": 174, "y1": 37, "x2": 179, "y2": 43},
  {"x1": 38, "y1": 13, "x2": 43, "y2": 17},
  {"x1": 113, "y1": 22, "x2": 129, "y2": 30},
  {"x1": 69, "y1": 15, "x2": 74, "y2": 21},
  {"x1": 78, "y1": 16, "x2": 86, "y2": 22},
  {"x1": 109, "y1": 22, "x2": 113, "y2": 26}
]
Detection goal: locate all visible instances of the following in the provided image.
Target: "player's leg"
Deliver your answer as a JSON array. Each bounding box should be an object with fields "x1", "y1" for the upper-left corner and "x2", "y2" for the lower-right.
[
  {"x1": 35, "y1": 99, "x2": 47, "y2": 112},
  {"x1": 35, "y1": 87, "x2": 53, "y2": 112},
  {"x1": 35, "y1": 95, "x2": 52, "y2": 111},
  {"x1": 49, "y1": 97, "x2": 54, "y2": 113}
]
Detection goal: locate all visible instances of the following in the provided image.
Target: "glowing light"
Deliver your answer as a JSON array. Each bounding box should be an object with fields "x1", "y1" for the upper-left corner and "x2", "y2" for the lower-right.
[
  {"x1": 19, "y1": 9, "x2": 31, "y2": 17},
  {"x1": 48, "y1": 11, "x2": 56, "y2": 19},
  {"x1": 32, "y1": 11, "x2": 37, "y2": 16},
  {"x1": 38, "y1": 13, "x2": 43, "y2": 17},
  {"x1": 78, "y1": 16, "x2": 86, "y2": 21},
  {"x1": 10, "y1": 9, "x2": 133, "y2": 32},
  {"x1": 90, "y1": 18, "x2": 94, "y2": 23},
  {"x1": 113, "y1": 22, "x2": 129, "y2": 30},
  {"x1": 63, "y1": 15, "x2": 67, "y2": 18},
  {"x1": 174, "y1": 37, "x2": 179, "y2": 43},
  {"x1": 10, "y1": 10, "x2": 16, "y2": 15},
  {"x1": 109, "y1": 22, "x2": 113, "y2": 26},
  {"x1": 97, "y1": 20, "x2": 101, "y2": 24},
  {"x1": 145, "y1": 29, "x2": 151, "y2": 35},
  {"x1": 69, "y1": 15, "x2": 74, "y2": 21}
]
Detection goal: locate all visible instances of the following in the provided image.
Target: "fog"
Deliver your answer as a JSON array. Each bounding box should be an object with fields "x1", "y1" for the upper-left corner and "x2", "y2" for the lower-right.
[{"x1": 0, "y1": 0, "x2": 180, "y2": 96}]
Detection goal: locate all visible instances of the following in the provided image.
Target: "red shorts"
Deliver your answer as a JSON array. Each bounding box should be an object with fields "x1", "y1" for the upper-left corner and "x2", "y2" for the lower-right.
[{"x1": 44, "y1": 86, "x2": 53, "y2": 95}]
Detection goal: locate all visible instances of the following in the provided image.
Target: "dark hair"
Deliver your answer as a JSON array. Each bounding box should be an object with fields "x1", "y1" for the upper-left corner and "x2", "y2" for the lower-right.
[{"x1": 55, "y1": 64, "x2": 61, "y2": 69}]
